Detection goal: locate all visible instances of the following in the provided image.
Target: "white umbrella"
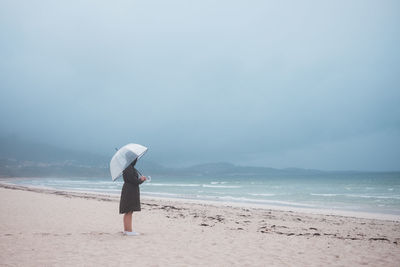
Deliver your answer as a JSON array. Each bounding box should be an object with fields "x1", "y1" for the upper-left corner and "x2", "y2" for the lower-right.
[{"x1": 110, "y1": 143, "x2": 148, "y2": 181}]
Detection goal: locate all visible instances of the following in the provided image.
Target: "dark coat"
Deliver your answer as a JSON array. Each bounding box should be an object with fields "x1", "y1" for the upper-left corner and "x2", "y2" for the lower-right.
[{"x1": 119, "y1": 164, "x2": 144, "y2": 214}]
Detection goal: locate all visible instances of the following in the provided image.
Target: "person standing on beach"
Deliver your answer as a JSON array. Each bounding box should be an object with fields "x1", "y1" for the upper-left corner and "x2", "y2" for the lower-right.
[{"x1": 119, "y1": 159, "x2": 147, "y2": 236}]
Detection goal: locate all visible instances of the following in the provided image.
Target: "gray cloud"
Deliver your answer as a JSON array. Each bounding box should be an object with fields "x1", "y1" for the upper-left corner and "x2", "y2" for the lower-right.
[{"x1": 0, "y1": 0, "x2": 399, "y2": 170}]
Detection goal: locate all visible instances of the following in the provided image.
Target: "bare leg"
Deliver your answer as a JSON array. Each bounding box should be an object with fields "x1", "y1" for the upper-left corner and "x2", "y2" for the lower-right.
[{"x1": 123, "y1": 212, "x2": 133, "y2": 232}]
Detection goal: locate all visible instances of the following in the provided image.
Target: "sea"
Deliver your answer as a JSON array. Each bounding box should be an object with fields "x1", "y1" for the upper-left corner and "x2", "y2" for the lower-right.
[{"x1": 5, "y1": 172, "x2": 400, "y2": 217}]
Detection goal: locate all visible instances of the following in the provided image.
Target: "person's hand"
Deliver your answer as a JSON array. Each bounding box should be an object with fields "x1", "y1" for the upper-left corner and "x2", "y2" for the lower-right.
[{"x1": 140, "y1": 176, "x2": 147, "y2": 182}]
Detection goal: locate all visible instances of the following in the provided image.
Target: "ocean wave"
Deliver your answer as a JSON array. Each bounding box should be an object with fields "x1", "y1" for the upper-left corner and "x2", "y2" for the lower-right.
[
  {"x1": 248, "y1": 193, "x2": 275, "y2": 197},
  {"x1": 46, "y1": 180, "x2": 100, "y2": 184},
  {"x1": 202, "y1": 185, "x2": 242, "y2": 188},
  {"x1": 59, "y1": 187, "x2": 121, "y2": 193},
  {"x1": 345, "y1": 194, "x2": 400, "y2": 200},
  {"x1": 310, "y1": 193, "x2": 339, "y2": 197},
  {"x1": 212, "y1": 196, "x2": 317, "y2": 207},
  {"x1": 141, "y1": 191, "x2": 184, "y2": 197},
  {"x1": 146, "y1": 183, "x2": 201, "y2": 187},
  {"x1": 311, "y1": 193, "x2": 400, "y2": 200}
]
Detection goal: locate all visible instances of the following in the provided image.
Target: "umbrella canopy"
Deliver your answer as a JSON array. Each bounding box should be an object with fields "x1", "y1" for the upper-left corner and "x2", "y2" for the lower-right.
[{"x1": 110, "y1": 143, "x2": 148, "y2": 181}]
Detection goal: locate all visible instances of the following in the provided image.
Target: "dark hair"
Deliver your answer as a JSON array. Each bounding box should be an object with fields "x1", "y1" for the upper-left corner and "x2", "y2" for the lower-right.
[{"x1": 131, "y1": 158, "x2": 138, "y2": 167}]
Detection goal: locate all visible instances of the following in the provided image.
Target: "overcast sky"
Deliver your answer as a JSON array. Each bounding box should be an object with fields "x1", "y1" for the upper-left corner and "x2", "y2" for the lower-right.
[{"x1": 0, "y1": 0, "x2": 399, "y2": 171}]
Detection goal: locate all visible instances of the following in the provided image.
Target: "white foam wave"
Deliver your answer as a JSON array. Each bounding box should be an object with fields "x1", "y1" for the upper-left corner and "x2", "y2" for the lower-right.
[
  {"x1": 213, "y1": 196, "x2": 317, "y2": 207},
  {"x1": 141, "y1": 191, "x2": 183, "y2": 197},
  {"x1": 249, "y1": 193, "x2": 275, "y2": 197},
  {"x1": 64, "y1": 187, "x2": 121, "y2": 192},
  {"x1": 310, "y1": 193, "x2": 339, "y2": 197},
  {"x1": 146, "y1": 183, "x2": 201, "y2": 187},
  {"x1": 47, "y1": 180, "x2": 99, "y2": 184},
  {"x1": 311, "y1": 193, "x2": 400, "y2": 200},
  {"x1": 345, "y1": 194, "x2": 400, "y2": 200},
  {"x1": 202, "y1": 185, "x2": 241, "y2": 188}
]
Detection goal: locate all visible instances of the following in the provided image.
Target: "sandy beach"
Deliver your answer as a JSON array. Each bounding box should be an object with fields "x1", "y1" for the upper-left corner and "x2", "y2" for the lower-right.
[{"x1": 0, "y1": 183, "x2": 399, "y2": 266}]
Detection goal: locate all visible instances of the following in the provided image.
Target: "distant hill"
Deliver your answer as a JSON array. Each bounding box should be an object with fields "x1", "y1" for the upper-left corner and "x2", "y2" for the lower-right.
[
  {"x1": 0, "y1": 135, "x2": 108, "y2": 165},
  {"x1": 0, "y1": 135, "x2": 393, "y2": 178},
  {"x1": 0, "y1": 135, "x2": 110, "y2": 177},
  {"x1": 142, "y1": 161, "x2": 388, "y2": 178},
  {"x1": 0, "y1": 135, "x2": 172, "y2": 177}
]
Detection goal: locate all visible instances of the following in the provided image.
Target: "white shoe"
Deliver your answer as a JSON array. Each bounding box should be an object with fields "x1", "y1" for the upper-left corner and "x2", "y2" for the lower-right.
[{"x1": 123, "y1": 231, "x2": 140, "y2": 236}]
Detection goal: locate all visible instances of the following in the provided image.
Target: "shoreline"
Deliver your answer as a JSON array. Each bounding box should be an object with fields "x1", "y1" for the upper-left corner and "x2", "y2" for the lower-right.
[{"x1": 1, "y1": 181, "x2": 399, "y2": 222}]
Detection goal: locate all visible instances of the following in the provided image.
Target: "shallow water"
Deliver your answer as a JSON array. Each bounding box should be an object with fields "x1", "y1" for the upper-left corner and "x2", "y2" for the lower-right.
[{"x1": 6, "y1": 172, "x2": 400, "y2": 215}]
